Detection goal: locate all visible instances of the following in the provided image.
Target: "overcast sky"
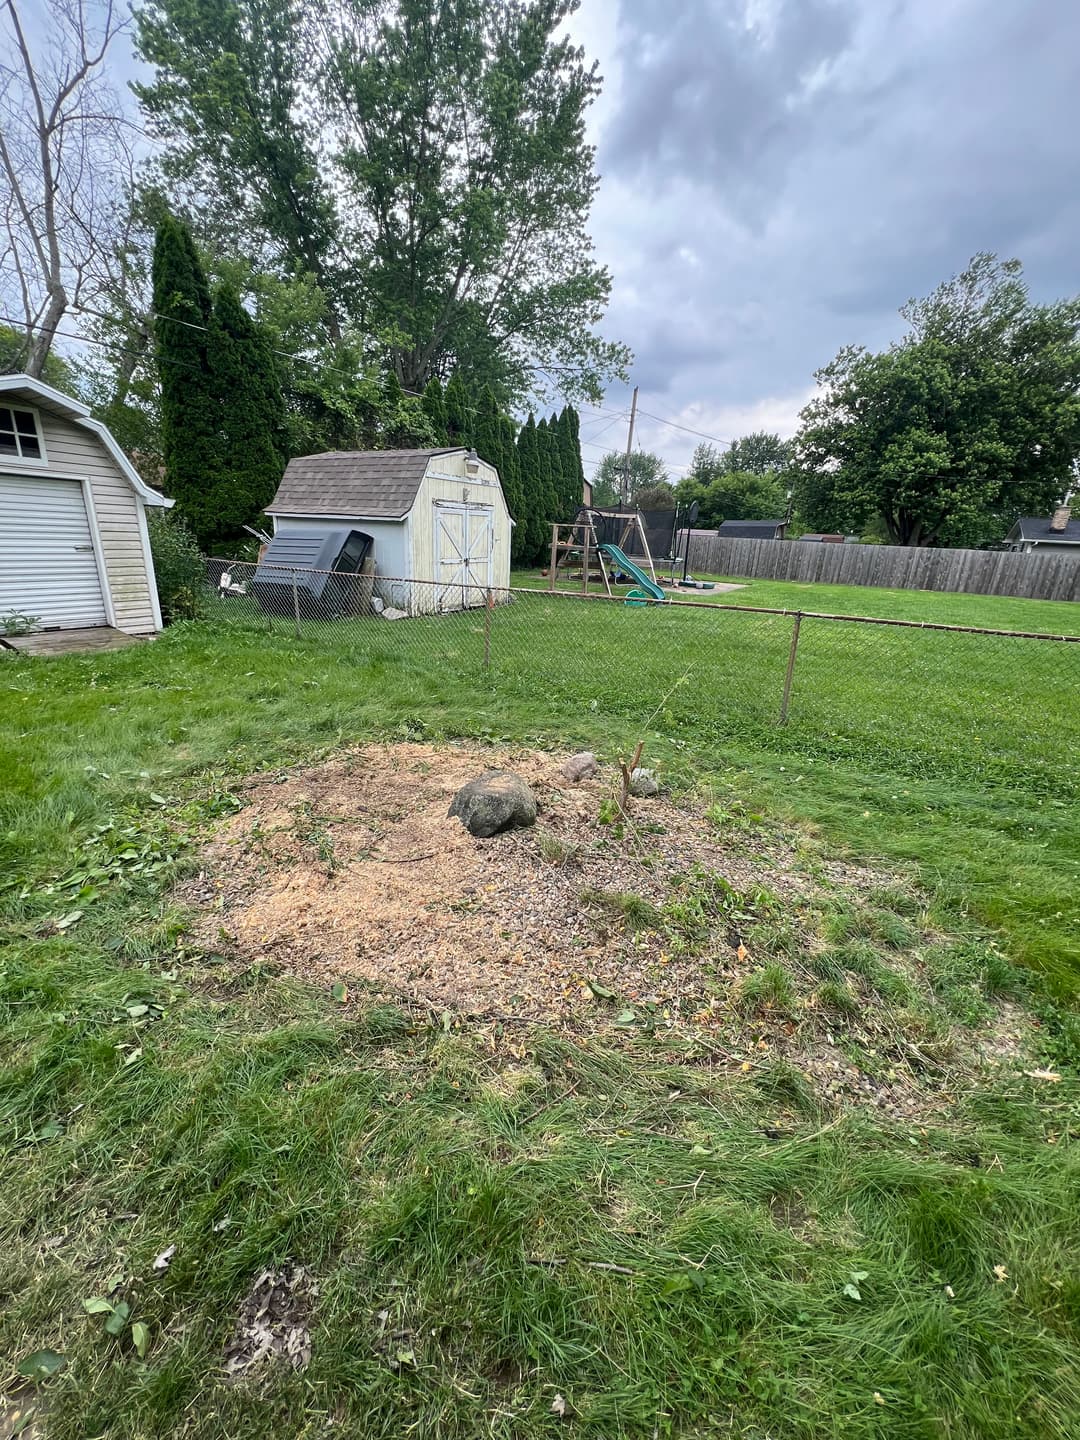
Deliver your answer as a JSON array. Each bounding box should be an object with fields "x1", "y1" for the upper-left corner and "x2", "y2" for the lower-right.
[
  {"x1": 568, "y1": 0, "x2": 1080, "y2": 480},
  {"x1": 14, "y1": 0, "x2": 1080, "y2": 481}
]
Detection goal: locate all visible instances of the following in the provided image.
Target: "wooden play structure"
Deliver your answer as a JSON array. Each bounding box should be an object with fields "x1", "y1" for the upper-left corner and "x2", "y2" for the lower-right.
[{"x1": 548, "y1": 507, "x2": 665, "y2": 600}]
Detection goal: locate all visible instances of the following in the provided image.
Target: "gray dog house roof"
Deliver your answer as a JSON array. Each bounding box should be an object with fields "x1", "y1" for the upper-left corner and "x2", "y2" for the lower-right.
[{"x1": 267, "y1": 448, "x2": 467, "y2": 520}]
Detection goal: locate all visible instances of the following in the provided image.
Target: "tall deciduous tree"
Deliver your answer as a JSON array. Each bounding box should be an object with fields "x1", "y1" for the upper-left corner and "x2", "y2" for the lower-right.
[
  {"x1": 674, "y1": 441, "x2": 789, "y2": 527},
  {"x1": 593, "y1": 449, "x2": 668, "y2": 506},
  {"x1": 794, "y1": 255, "x2": 1080, "y2": 547},
  {"x1": 0, "y1": 0, "x2": 133, "y2": 375},
  {"x1": 134, "y1": 0, "x2": 341, "y2": 331},
  {"x1": 132, "y1": 0, "x2": 630, "y2": 406}
]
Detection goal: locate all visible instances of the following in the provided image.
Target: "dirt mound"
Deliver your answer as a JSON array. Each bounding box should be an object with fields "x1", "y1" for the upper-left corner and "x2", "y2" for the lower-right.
[
  {"x1": 182, "y1": 742, "x2": 822, "y2": 1020},
  {"x1": 178, "y1": 742, "x2": 1035, "y2": 1120}
]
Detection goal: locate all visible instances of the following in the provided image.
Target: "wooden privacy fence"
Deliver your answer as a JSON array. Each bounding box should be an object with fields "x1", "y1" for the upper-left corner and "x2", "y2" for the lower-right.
[{"x1": 684, "y1": 535, "x2": 1080, "y2": 603}]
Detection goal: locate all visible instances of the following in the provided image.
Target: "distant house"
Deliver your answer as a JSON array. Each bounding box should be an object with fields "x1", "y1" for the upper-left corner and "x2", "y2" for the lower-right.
[
  {"x1": 799, "y1": 533, "x2": 845, "y2": 543},
  {"x1": 716, "y1": 518, "x2": 788, "y2": 540},
  {"x1": 1004, "y1": 507, "x2": 1080, "y2": 555}
]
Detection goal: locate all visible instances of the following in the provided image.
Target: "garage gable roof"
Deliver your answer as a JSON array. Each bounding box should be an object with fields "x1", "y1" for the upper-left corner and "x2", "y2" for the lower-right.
[
  {"x1": 0, "y1": 373, "x2": 171, "y2": 506},
  {"x1": 268, "y1": 448, "x2": 467, "y2": 519}
]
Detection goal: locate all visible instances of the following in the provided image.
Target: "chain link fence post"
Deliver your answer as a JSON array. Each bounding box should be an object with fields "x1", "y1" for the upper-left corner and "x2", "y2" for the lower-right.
[
  {"x1": 778, "y1": 611, "x2": 803, "y2": 725},
  {"x1": 292, "y1": 573, "x2": 301, "y2": 638},
  {"x1": 483, "y1": 587, "x2": 493, "y2": 671}
]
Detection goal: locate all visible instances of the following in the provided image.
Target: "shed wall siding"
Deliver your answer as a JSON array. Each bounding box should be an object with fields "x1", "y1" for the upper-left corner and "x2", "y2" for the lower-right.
[
  {"x1": 410, "y1": 456, "x2": 511, "y2": 596},
  {"x1": 37, "y1": 412, "x2": 158, "y2": 632}
]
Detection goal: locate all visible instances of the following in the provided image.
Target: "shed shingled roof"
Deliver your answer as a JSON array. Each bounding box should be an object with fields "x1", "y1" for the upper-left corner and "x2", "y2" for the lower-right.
[{"x1": 267, "y1": 448, "x2": 466, "y2": 519}]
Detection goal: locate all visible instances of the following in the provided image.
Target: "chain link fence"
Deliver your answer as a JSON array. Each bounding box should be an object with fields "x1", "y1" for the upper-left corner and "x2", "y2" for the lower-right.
[{"x1": 205, "y1": 558, "x2": 1080, "y2": 797}]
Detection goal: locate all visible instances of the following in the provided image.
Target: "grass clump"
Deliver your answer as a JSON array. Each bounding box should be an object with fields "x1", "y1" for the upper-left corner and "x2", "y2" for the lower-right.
[
  {"x1": 924, "y1": 941, "x2": 1029, "y2": 1025},
  {"x1": 736, "y1": 962, "x2": 797, "y2": 1014},
  {"x1": 752, "y1": 1058, "x2": 820, "y2": 1117},
  {"x1": 830, "y1": 940, "x2": 914, "y2": 1002},
  {"x1": 823, "y1": 903, "x2": 920, "y2": 950},
  {"x1": 816, "y1": 979, "x2": 862, "y2": 1018},
  {"x1": 579, "y1": 886, "x2": 661, "y2": 932},
  {"x1": 536, "y1": 829, "x2": 579, "y2": 866}
]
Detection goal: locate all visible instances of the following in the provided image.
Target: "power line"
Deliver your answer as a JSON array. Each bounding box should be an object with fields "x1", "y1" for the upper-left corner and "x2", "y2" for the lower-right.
[{"x1": 635, "y1": 406, "x2": 733, "y2": 447}]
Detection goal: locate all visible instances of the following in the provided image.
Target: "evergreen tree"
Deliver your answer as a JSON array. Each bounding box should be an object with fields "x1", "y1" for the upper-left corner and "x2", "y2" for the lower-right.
[
  {"x1": 445, "y1": 372, "x2": 473, "y2": 448},
  {"x1": 544, "y1": 412, "x2": 567, "y2": 522},
  {"x1": 516, "y1": 413, "x2": 545, "y2": 562},
  {"x1": 422, "y1": 376, "x2": 448, "y2": 443},
  {"x1": 558, "y1": 407, "x2": 585, "y2": 513},
  {"x1": 473, "y1": 386, "x2": 502, "y2": 472},
  {"x1": 535, "y1": 418, "x2": 558, "y2": 558},
  {"x1": 152, "y1": 214, "x2": 217, "y2": 543},
  {"x1": 500, "y1": 415, "x2": 529, "y2": 566},
  {"x1": 204, "y1": 283, "x2": 286, "y2": 549}
]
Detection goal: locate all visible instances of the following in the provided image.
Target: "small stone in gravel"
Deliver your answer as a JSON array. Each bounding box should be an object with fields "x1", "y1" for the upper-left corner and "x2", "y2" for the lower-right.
[
  {"x1": 629, "y1": 767, "x2": 660, "y2": 797},
  {"x1": 449, "y1": 771, "x2": 537, "y2": 837},
  {"x1": 560, "y1": 752, "x2": 599, "y2": 783}
]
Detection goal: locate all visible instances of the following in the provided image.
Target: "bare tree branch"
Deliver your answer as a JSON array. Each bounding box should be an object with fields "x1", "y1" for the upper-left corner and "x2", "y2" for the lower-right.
[{"x1": 0, "y1": 0, "x2": 131, "y2": 376}]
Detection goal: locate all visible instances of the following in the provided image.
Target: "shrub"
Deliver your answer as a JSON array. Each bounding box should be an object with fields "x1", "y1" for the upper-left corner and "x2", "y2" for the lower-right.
[{"x1": 147, "y1": 508, "x2": 206, "y2": 623}]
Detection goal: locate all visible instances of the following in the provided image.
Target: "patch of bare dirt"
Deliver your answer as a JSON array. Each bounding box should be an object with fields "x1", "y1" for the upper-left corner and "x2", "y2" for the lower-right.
[
  {"x1": 182, "y1": 742, "x2": 819, "y2": 1021},
  {"x1": 179, "y1": 742, "x2": 1034, "y2": 1121}
]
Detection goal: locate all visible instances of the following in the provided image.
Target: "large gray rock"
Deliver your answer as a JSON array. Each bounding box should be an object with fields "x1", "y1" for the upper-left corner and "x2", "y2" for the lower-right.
[
  {"x1": 559, "y1": 751, "x2": 599, "y2": 783},
  {"x1": 628, "y1": 766, "x2": 660, "y2": 797},
  {"x1": 448, "y1": 771, "x2": 537, "y2": 838}
]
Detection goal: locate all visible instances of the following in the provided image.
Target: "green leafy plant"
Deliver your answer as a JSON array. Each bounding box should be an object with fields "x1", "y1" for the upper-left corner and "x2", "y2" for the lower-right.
[
  {"x1": 147, "y1": 507, "x2": 206, "y2": 623},
  {"x1": 83, "y1": 1295, "x2": 148, "y2": 1354},
  {"x1": 0, "y1": 608, "x2": 41, "y2": 636}
]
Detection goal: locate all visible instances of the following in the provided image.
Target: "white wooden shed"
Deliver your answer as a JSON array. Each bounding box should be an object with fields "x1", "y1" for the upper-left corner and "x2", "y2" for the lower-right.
[
  {"x1": 0, "y1": 374, "x2": 170, "y2": 638},
  {"x1": 266, "y1": 447, "x2": 512, "y2": 613}
]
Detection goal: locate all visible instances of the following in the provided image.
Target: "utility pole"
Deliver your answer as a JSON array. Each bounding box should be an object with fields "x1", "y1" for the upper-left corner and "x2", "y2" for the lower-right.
[{"x1": 620, "y1": 385, "x2": 638, "y2": 508}]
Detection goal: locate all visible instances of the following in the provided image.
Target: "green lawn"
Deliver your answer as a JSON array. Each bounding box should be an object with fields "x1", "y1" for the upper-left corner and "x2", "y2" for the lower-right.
[
  {"x1": 519, "y1": 567, "x2": 1080, "y2": 634},
  {"x1": 2, "y1": 607, "x2": 1078, "y2": 1438}
]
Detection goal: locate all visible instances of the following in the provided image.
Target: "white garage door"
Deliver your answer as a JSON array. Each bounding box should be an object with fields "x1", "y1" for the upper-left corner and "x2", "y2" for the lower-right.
[{"x1": 0, "y1": 474, "x2": 107, "y2": 629}]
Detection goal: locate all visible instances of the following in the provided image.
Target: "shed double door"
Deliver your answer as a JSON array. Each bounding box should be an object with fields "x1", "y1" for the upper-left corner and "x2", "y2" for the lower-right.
[
  {"x1": 0, "y1": 474, "x2": 107, "y2": 630},
  {"x1": 434, "y1": 503, "x2": 493, "y2": 609}
]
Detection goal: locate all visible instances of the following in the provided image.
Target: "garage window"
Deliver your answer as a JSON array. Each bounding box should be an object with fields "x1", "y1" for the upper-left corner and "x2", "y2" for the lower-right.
[{"x1": 0, "y1": 405, "x2": 46, "y2": 461}]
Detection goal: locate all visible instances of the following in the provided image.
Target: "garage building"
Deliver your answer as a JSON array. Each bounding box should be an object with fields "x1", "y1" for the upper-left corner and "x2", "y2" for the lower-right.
[{"x1": 0, "y1": 373, "x2": 169, "y2": 639}]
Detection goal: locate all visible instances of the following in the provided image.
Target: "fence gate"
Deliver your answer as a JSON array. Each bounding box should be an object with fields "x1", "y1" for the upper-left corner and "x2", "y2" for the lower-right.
[{"x1": 435, "y1": 503, "x2": 493, "y2": 609}]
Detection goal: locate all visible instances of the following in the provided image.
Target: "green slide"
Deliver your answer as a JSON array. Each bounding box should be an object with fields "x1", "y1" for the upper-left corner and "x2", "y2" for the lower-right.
[{"x1": 597, "y1": 543, "x2": 667, "y2": 602}]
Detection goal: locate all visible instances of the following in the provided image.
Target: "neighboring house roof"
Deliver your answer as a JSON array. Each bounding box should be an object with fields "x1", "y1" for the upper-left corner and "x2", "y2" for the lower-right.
[
  {"x1": 716, "y1": 519, "x2": 788, "y2": 539},
  {"x1": 1005, "y1": 516, "x2": 1080, "y2": 545},
  {"x1": 0, "y1": 372, "x2": 171, "y2": 507},
  {"x1": 267, "y1": 448, "x2": 468, "y2": 519}
]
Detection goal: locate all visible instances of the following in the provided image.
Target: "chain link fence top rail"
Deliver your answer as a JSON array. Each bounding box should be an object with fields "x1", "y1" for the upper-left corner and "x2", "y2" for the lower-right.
[{"x1": 205, "y1": 559, "x2": 1080, "y2": 799}]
